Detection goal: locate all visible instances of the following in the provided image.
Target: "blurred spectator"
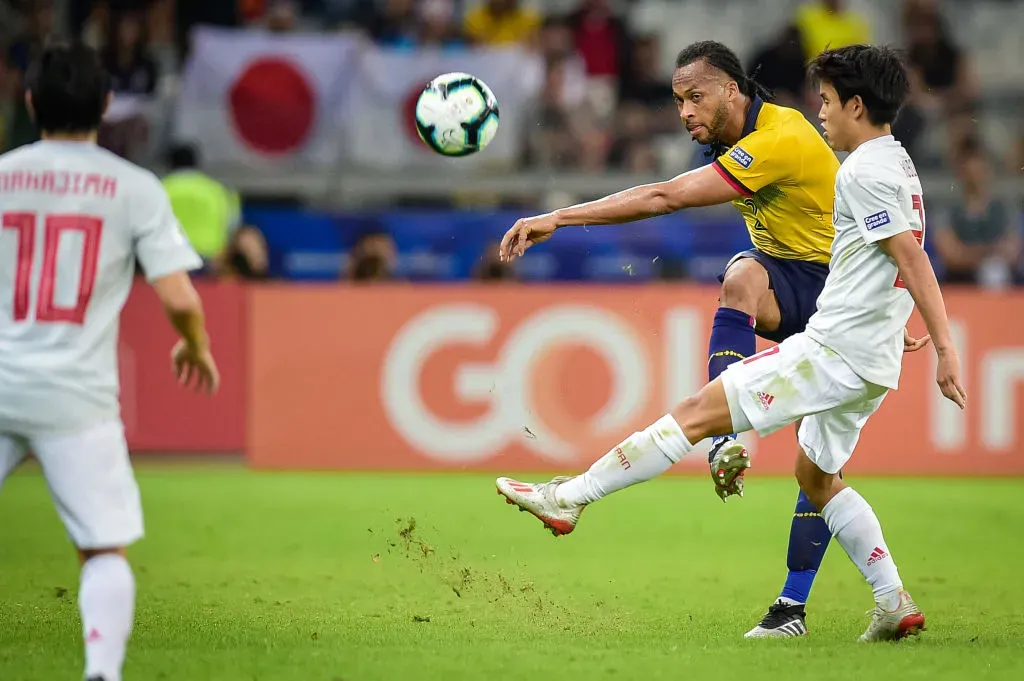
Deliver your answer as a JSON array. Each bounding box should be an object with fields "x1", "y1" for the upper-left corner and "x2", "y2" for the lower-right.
[
  {"x1": 464, "y1": 0, "x2": 540, "y2": 47},
  {"x1": 567, "y1": 0, "x2": 628, "y2": 124},
  {"x1": 608, "y1": 33, "x2": 676, "y2": 172},
  {"x1": 901, "y1": 0, "x2": 978, "y2": 115},
  {"x1": 7, "y1": 0, "x2": 53, "y2": 74},
  {"x1": 568, "y1": 0, "x2": 628, "y2": 80},
  {"x1": 794, "y1": 0, "x2": 870, "y2": 61},
  {"x1": 162, "y1": 144, "x2": 268, "y2": 279},
  {"x1": 606, "y1": 103, "x2": 660, "y2": 173},
  {"x1": 223, "y1": 226, "x2": 270, "y2": 280},
  {"x1": 367, "y1": 0, "x2": 417, "y2": 47},
  {"x1": 618, "y1": 34, "x2": 673, "y2": 127},
  {"x1": 2, "y1": 0, "x2": 54, "y2": 152},
  {"x1": 99, "y1": 9, "x2": 157, "y2": 163},
  {"x1": 322, "y1": 0, "x2": 379, "y2": 28},
  {"x1": 417, "y1": 0, "x2": 465, "y2": 50},
  {"x1": 78, "y1": 2, "x2": 110, "y2": 51},
  {"x1": 523, "y1": 55, "x2": 605, "y2": 171},
  {"x1": 538, "y1": 16, "x2": 587, "y2": 108},
  {"x1": 349, "y1": 230, "x2": 399, "y2": 281},
  {"x1": 263, "y1": 0, "x2": 300, "y2": 32},
  {"x1": 934, "y1": 139, "x2": 1022, "y2": 288},
  {"x1": 747, "y1": 25, "x2": 808, "y2": 111},
  {"x1": 898, "y1": 0, "x2": 979, "y2": 161},
  {"x1": 475, "y1": 243, "x2": 517, "y2": 282}
]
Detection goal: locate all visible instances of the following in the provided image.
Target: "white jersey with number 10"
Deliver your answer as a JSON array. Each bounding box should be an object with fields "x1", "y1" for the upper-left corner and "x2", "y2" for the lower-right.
[
  {"x1": 0, "y1": 141, "x2": 202, "y2": 436},
  {"x1": 804, "y1": 134, "x2": 926, "y2": 390}
]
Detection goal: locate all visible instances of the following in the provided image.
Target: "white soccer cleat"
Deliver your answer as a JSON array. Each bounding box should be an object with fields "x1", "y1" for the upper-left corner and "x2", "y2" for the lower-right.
[
  {"x1": 495, "y1": 476, "x2": 583, "y2": 537},
  {"x1": 858, "y1": 590, "x2": 926, "y2": 642}
]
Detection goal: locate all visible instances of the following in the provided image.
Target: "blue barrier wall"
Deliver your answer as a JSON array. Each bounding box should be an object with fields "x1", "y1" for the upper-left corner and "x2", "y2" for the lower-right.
[{"x1": 243, "y1": 207, "x2": 943, "y2": 282}]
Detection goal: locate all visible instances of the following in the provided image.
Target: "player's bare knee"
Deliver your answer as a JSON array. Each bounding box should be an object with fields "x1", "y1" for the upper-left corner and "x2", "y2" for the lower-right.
[
  {"x1": 720, "y1": 260, "x2": 769, "y2": 314},
  {"x1": 672, "y1": 393, "x2": 714, "y2": 443},
  {"x1": 673, "y1": 385, "x2": 732, "y2": 443}
]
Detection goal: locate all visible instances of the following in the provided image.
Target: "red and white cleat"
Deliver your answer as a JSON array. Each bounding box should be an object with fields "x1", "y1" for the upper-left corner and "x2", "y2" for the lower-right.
[
  {"x1": 495, "y1": 476, "x2": 583, "y2": 537},
  {"x1": 858, "y1": 590, "x2": 926, "y2": 642}
]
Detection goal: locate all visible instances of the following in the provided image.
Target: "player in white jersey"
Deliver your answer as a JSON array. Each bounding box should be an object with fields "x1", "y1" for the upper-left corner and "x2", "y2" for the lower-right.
[
  {"x1": 0, "y1": 44, "x2": 218, "y2": 681},
  {"x1": 493, "y1": 45, "x2": 966, "y2": 641}
]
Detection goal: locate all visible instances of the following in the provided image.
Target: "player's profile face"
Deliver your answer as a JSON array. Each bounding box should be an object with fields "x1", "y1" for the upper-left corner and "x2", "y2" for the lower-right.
[
  {"x1": 816, "y1": 81, "x2": 849, "y2": 152},
  {"x1": 672, "y1": 61, "x2": 730, "y2": 145}
]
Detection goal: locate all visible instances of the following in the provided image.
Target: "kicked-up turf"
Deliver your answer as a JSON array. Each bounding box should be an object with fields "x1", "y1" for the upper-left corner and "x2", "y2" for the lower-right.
[{"x1": 1, "y1": 465, "x2": 1023, "y2": 680}]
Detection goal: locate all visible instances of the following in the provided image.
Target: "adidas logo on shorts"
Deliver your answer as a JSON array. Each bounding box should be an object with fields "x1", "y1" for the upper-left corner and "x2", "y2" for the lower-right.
[{"x1": 755, "y1": 391, "x2": 775, "y2": 411}]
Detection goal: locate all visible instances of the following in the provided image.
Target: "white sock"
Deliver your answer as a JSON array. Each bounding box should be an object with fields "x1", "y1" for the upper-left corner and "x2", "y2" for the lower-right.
[
  {"x1": 555, "y1": 414, "x2": 693, "y2": 507},
  {"x1": 821, "y1": 488, "x2": 902, "y2": 609},
  {"x1": 80, "y1": 554, "x2": 135, "y2": 681}
]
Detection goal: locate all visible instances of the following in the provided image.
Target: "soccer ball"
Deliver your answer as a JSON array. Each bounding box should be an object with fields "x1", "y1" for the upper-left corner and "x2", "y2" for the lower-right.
[{"x1": 414, "y1": 72, "x2": 500, "y2": 157}]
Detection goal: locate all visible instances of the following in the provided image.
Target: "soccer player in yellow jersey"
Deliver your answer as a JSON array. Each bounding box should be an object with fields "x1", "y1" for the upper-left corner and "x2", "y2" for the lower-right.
[{"x1": 498, "y1": 41, "x2": 852, "y2": 638}]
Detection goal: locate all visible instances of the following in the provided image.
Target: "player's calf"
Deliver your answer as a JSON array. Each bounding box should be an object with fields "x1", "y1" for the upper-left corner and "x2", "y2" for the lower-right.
[{"x1": 79, "y1": 548, "x2": 135, "y2": 681}]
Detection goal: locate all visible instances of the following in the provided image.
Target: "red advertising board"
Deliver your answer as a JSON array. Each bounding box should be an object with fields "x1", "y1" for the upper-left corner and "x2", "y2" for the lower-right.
[
  {"x1": 246, "y1": 285, "x2": 1024, "y2": 475},
  {"x1": 119, "y1": 280, "x2": 247, "y2": 452}
]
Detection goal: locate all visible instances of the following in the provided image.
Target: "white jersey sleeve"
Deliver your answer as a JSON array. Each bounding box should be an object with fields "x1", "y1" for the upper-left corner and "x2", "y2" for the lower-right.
[
  {"x1": 843, "y1": 169, "x2": 915, "y2": 244},
  {"x1": 131, "y1": 172, "x2": 203, "y2": 281}
]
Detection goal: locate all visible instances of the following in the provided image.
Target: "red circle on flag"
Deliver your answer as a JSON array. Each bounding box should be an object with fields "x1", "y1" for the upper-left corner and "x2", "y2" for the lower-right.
[{"x1": 229, "y1": 57, "x2": 315, "y2": 155}]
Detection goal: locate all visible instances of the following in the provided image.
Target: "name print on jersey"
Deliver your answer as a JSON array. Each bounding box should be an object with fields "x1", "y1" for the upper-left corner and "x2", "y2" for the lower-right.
[{"x1": 0, "y1": 170, "x2": 117, "y2": 199}]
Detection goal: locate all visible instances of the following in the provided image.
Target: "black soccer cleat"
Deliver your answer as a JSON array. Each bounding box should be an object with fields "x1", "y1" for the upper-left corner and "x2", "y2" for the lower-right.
[{"x1": 745, "y1": 600, "x2": 808, "y2": 638}]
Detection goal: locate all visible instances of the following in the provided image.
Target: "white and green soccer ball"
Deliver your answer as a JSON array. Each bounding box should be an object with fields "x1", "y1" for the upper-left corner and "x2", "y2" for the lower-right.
[{"x1": 414, "y1": 72, "x2": 500, "y2": 157}]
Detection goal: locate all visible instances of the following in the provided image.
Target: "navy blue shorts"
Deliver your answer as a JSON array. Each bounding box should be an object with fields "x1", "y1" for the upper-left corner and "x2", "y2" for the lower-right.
[{"x1": 717, "y1": 249, "x2": 830, "y2": 343}]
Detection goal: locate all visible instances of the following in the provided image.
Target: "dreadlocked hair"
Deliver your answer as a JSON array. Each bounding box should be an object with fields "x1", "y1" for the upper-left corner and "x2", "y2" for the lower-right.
[{"x1": 676, "y1": 40, "x2": 774, "y2": 102}]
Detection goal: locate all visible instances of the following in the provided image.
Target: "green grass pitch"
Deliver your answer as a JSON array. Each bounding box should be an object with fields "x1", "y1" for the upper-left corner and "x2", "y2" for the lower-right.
[{"x1": 2, "y1": 465, "x2": 1023, "y2": 680}]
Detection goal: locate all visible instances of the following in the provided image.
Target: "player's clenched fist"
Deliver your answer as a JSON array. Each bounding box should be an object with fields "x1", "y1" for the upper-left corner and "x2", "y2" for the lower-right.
[
  {"x1": 171, "y1": 340, "x2": 220, "y2": 396},
  {"x1": 499, "y1": 214, "x2": 559, "y2": 261}
]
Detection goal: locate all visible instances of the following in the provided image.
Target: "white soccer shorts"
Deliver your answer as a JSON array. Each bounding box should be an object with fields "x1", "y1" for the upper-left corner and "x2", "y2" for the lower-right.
[
  {"x1": 0, "y1": 420, "x2": 144, "y2": 549},
  {"x1": 720, "y1": 334, "x2": 888, "y2": 474}
]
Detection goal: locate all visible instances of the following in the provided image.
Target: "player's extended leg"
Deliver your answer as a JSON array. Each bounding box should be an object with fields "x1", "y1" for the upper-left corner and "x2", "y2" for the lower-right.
[
  {"x1": 496, "y1": 378, "x2": 744, "y2": 535},
  {"x1": 706, "y1": 258, "x2": 777, "y2": 492},
  {"x1": 795, "y1": 415, "x2": 925, "y2": 642},
  {"x1": 32, "y1": 421, "x2": 142, "y2": 681}
]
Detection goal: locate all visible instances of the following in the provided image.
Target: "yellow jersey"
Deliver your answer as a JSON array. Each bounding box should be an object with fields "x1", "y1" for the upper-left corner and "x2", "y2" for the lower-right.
[{"x1": 711, "y1": 98, "x2": 839, "y2": 264}]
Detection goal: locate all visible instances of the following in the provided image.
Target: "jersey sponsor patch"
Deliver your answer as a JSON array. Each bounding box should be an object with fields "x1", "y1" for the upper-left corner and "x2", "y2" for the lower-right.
[
  {"x1": 728, "y1": 146, "x2": 754, "y2": 169},
  {"x1": 864, "y1": 210, "x2": 891, "y2": 231}
]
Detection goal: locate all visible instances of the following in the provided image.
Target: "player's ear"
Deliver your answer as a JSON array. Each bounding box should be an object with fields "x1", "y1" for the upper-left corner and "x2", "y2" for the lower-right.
[
  {"x1": 851, "y1": 94, "x2": 865, "y2": 121},
  {"x1": 24, "y1": 91, "x2": 35, "y2": 121},
  {"x1": 727, "y1": 80, "x2": 739, "y2": 101}
]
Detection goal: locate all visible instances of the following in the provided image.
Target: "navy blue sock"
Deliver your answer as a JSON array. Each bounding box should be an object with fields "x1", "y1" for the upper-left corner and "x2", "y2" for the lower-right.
[
  {"x1": 779, "y1": 489, "x2": 833, "y2": 604},
  {"x1": 707, "y1": 307, "x2": 755, "y2": 448}
]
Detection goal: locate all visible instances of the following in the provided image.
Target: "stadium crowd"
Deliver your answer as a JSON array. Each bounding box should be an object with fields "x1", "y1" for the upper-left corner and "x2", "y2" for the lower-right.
[{"x1": 0, "y1": 0, "x2": 1021, "y2": 285}]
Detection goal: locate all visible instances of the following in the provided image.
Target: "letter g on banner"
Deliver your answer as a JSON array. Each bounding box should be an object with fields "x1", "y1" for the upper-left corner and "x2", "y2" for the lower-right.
[{"x1": 381, "y1": 303, "x2": 650, "y2": 464}]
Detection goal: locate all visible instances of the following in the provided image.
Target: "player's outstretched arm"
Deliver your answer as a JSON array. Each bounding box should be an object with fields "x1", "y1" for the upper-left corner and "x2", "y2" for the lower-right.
[
  {"x1": 499, "y1": 164, "x2": 743, "y2": 260},
  {"x1": 880, "y1": 233, "x2": 966, "y2": 408},
  {"x1": 151, "y1": 272, "x2": 220, "y2": 396}
]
